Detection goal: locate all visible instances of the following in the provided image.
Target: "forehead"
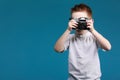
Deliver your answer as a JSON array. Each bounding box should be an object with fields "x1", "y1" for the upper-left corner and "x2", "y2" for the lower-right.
[{"x1": 72, "y1": 11, "x2": 90, "y2": 18}]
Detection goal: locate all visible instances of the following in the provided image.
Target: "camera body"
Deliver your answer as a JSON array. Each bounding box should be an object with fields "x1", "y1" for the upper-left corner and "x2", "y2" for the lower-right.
[{"x1": 74, "y1": 17, "x2": 90, "y2": 30}]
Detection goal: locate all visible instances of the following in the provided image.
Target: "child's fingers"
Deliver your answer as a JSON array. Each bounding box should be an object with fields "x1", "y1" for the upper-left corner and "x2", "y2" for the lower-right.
[{"x1": 70, "y1": 19, "x2": 78, "y2": 24}]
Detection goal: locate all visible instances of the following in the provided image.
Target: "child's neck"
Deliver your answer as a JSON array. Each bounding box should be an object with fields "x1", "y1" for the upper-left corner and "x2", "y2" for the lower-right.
[{"x1": 76, "y1": 30, "x2": 88, "y2": 35}]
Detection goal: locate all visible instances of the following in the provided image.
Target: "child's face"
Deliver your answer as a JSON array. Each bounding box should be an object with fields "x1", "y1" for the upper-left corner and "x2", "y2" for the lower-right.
[{"x1": 71, "y1": 11, "x2": 91, "y2": 19}]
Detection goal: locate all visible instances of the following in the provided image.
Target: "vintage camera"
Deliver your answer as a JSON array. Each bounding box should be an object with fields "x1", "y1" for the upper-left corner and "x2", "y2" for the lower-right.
[{"x1": 70, "y1": 17, "x2": 90, "y2": 30}]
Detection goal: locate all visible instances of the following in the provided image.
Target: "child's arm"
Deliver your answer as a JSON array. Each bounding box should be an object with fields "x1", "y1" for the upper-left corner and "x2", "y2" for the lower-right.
[
  {"x1": 54, "y1": 19, "x2": 78, "y2": 52},
  {"x1": 87, "y1": 19, "x2": 111, "y2": 51},
  {"x1": 54, "y1": 29, "x2": 71, "y2": 52},
  {"x1": 91, "y1": 29, "x2": 111, "y2": 51}
]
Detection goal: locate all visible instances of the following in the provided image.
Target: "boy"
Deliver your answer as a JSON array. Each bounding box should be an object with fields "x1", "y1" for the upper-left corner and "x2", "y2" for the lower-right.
[{"x1": 54, "y1": 3, "x2": 111, "y2": 80}]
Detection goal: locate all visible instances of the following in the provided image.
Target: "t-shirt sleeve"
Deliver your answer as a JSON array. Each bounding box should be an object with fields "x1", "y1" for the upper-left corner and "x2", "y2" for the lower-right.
[
  {"x1": 96, "y1": 38, "x2": 107, "y2": 51},
  {"x1": 96, "y1": 40, "x2": 101, "y2": 49},
  {"x1": 64, "y1": 34, "x2": 70, "y2": 51},
  {"x1": 92, "y1": 34, "x2": 101, "y2": 49}
]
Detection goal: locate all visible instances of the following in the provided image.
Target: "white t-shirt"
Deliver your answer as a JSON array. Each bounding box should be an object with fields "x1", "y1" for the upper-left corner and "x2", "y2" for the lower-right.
[{"x1": 64, "y1": 31, "x2": 101, "y2": 80}]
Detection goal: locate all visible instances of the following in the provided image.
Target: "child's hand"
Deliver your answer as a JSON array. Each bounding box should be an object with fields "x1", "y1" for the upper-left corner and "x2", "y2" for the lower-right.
[
  {"x1": 68, "y1": 19, "x2": 78, "y2": 31},
  {"x1": 87, "y1": 19, "x2": 94, "y2": 32}
]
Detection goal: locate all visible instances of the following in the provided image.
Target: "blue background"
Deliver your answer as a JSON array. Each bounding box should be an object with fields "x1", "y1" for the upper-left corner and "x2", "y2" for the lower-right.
[{"x1": 0, "y1": 0, "x2": 119, "y2": 80}]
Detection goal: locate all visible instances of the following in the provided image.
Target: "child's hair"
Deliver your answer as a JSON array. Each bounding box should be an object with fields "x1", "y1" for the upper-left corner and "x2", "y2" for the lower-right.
[{"x1": 71, "y1": 3, "x2": 92, "y2": 17}]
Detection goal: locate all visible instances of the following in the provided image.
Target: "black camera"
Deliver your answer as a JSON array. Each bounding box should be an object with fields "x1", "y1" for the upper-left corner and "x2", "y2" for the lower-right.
[{"x1": 70, "y1": 17, "x2": 90, "y2": 30}]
